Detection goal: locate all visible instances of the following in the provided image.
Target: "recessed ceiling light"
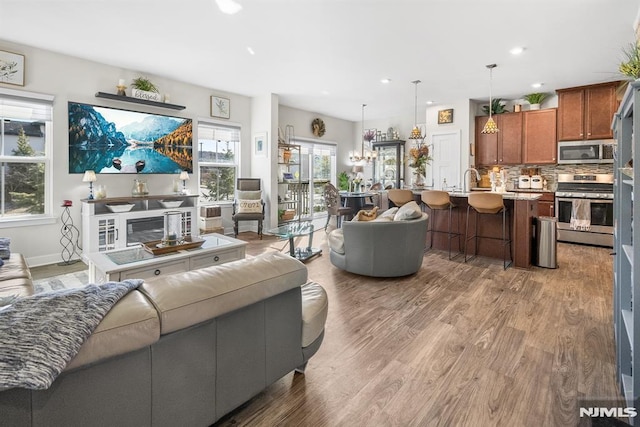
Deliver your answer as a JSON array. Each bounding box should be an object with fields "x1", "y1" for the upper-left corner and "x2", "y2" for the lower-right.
[
  {"x1": 246, "y1": 47, "x2": 255, "y2": 55},
  {"x1": 531, "y1": 82, "x2": 544, "y2": 88},
  {"x1": 426, "y1": 101, "x2": 434, "y2": 105},
  {"x1": 381, "y1": 78, "x2": 391, "y2": 84},
  {"x1": 321, "y1": 90, "x2": 330, "y2": 95},
  {"x1": 216, "y1": 0, "x2": 242, "y2": 15},
  {"x1": 510, "y1": 46, "x2": 525, "y2": 55}
]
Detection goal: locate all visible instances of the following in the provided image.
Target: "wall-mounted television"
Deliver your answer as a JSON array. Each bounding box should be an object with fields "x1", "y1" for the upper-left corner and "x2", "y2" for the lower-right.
[{"x1": 68, "y1": 102, "x2": 193, "y2": 174}]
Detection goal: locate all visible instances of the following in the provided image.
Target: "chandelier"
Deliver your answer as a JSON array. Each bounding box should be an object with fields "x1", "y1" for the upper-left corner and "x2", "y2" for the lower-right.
[
  {"x1": 408, "y1": 80, "x2": 425, "y2": 142},
  {"x1": 349, "y1": 104, "x2": 377, "y2": 163},
  {"x1": 481, "y1": 64, "x2": 499, "y2": 134}
]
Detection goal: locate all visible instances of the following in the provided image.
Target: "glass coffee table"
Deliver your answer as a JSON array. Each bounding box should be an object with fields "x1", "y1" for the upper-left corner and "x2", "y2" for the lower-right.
[{"x1": 267, "y1": 221, "x2": 321, "y2": 262}]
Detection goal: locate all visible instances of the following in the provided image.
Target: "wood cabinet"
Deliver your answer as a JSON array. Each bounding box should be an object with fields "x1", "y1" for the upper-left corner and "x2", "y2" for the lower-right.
[
  {"x1": 557, "y1": 81, "x2": 620, "y2": 141},
  {"x1": 81, "y1": 194, "x2": 198, "y2": 260},
  {"x1": 523, "y1": 109, "x2": 557, "y2": 164},
  {"x1": 474, "y1": 113, "x2": 522, "y2": 166},
  {"x1": 536, "y1": 193, "x2": 555, "y2": 217}
]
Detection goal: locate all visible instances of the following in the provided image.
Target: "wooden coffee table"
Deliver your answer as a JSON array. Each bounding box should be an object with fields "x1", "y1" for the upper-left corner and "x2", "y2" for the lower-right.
[{"x1": 87, "y1": 233, "x2": 247, "y2": 283}]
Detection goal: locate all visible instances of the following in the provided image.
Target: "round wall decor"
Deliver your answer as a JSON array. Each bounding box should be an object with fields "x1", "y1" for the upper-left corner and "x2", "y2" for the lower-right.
[{"x1": 311, "y1": 118, "x2": 326, "y2": 137}]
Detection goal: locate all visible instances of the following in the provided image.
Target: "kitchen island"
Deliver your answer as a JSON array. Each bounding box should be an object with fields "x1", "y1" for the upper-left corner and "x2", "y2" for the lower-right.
[{"x1": 417, "y1": 191, "x2": 542, "y2": 269}]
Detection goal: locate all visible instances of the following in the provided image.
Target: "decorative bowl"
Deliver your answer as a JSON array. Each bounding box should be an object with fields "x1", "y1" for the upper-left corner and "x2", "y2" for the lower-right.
[
  {"x1": 106, "y1": 203, "x2": 135, "y2": 213},
  {"x1": 159, "y1": 200, "x2": 184, "y2": 208}
]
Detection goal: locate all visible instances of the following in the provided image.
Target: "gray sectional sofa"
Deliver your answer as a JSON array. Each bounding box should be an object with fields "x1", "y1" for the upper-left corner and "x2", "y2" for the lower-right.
[{"x1": 0, "y1": 251, "x2": 328, "y2": 427}]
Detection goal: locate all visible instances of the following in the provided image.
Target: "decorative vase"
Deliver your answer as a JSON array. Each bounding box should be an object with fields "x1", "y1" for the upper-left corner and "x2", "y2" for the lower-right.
[
  {"x1": 529, "y1": 103, "x2": 541, "y2": 110},
  {"x1": 413, "y1": 171, "x2": 425, "y2": 188},
  {"x1": 283, "y1": 149, "x2": 292, "y2": 163}
]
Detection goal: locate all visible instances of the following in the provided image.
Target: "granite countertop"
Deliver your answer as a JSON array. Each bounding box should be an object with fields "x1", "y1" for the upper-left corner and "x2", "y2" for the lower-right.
[
  {"x1": 448, "y1": 191, "x2": 543, "y2": 200},
  {"x1": 471, "y1": 187, "x2": 554, "y2": 193}
]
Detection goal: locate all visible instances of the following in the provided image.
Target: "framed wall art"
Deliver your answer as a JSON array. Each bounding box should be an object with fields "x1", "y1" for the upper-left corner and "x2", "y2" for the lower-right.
[
  {"x1": 0, "y1": 50, "x2": 25, "y2": 86},
  {"x1": 254, "y1": 132, "x2": 268, "y2": 157},
  {"x1": 211, "y1": 96, "x2": 230, "y2": 119},
  {"x1": 438, "y1": 108, "x2": 454, "y2": 124}
]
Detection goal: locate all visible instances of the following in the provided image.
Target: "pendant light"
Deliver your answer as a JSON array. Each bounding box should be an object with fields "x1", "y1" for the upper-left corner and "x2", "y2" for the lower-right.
[
  {"x1": 481, "y1": 64, "x2": 499, "y2": 134},
  {"x1": 349, "y1": 104, "x2": 377, "y2": 163},
  {"x1": 408, "y1": 80, "x2": 425, "y2": 142}
]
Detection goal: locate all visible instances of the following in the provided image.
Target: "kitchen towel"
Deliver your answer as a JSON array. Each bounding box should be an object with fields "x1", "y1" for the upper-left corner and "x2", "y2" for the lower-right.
[{"x1": 570, "y1": 199, "x2": 591, "y2": 231}]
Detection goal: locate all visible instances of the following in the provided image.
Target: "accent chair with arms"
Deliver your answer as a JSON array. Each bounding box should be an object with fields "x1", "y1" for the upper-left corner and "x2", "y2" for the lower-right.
[
  {"x1": 232, "y1": 178, "x2": 265, "y2": 239},
  {"x1": 323, "y1": 183, "x2": 352, "y2": 231}
]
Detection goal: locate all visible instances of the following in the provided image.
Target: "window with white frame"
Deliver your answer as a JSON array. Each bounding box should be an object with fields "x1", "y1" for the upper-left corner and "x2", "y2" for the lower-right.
[
  {"x1": 198, "y1": 122, "x2": 239, "y2": 203},
  {"x1": 0, "y1": 91, "x2": 52, "y2": 221}
]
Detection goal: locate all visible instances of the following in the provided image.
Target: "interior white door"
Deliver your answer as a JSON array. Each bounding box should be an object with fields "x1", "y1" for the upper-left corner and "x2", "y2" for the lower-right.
[{"x1": 426, "y1": 130, "x2": 461, "y2": 190}]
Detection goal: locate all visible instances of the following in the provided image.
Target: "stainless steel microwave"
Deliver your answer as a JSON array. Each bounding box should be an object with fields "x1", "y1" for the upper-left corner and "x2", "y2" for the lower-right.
[{"x1": 557, "y1": 140, "x2": 615, "y2": 164}]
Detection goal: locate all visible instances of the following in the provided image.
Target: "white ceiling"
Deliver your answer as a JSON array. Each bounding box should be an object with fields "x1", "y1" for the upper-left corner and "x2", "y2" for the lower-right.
[{"x1": 0, "y1": 0, "x2": 638, "y2": 122}]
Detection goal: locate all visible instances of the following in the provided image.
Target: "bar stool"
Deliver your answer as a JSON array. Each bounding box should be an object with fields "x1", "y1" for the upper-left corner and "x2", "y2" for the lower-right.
[
  {"x1": 387, "y1": 189, "x2": 414, "y2": 208},
  {"x1": 464, "y1": 193, "x2": 512, "y2": 269},
  {"x1": 421, "y1": 190, "x2": 461, "y2": 259}
]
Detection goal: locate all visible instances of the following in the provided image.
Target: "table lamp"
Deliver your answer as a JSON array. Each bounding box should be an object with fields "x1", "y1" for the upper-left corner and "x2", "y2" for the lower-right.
[
  {"x1": 82, "y1": 170, "x2": 97, "y2": 200},
  {"x1": 179, "y1": 171, "x2": 190, "y2": 194}
]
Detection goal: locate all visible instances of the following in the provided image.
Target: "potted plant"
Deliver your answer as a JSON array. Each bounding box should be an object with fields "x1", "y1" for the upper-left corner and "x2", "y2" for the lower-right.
[
  {"x1": 338, "y1": 171, "x2": 350, "y2": 191},
  {"x1": 130, "y1": 76, "x2": 162, "y2": 102},
  {"x1": 619, "y1": 41, "x2": 640, "y2": 80},
  {"x1": 523, "y1": 93, "x2": 549, "y2": 110},
  {"x1": 482, "y1": 98, "x2": 507, "y2": 115}
]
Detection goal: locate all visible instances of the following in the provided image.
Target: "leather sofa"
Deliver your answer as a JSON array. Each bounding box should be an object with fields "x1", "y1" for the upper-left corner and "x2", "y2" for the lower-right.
[
  {"x1": 0, "y1": 251, "x2": 328, "y2": 427},
  {"x1": 0, "y1": 254, "x2": 33, "y2": 299},
  {"x1": 328, "y1": 202, "x2": 429, "y2": 277}
]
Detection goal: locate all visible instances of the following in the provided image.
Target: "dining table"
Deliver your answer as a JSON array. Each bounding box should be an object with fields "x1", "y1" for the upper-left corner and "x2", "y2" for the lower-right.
[{"x1": 339, "y1": 191, "x2": 375, "y2": 213}]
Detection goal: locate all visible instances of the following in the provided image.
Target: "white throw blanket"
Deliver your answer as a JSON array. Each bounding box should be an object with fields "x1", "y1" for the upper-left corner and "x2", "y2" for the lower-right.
[{"x1": 570, "y1": 199, "x2": 591, "y2": 231}]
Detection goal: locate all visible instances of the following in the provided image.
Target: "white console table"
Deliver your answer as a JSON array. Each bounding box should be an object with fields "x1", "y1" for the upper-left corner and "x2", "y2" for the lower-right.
[
  {"x1": 86, "y1": 233, "x2": 247, "y2": 283},
  {"x1": 81, "y1": 194, "x2": 198, "y2": 262}
]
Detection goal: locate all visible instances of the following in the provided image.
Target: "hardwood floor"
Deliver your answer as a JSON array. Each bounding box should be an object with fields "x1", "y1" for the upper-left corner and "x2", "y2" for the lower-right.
[
  {"x1": 216, "y1": 231, "x2": 621, "y2": 426},
  {"x1": 28, "y1": 231, "x2": 621, "y2": 426}
]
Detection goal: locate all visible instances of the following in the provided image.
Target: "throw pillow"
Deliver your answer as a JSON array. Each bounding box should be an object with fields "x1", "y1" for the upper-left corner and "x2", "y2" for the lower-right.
[
  {"x1": 237, "y1": 199, "x2": 262, "y2": 213},
  {"x1": 236, "y1": 190, "x2": 262, "y2": 200},
  {"x1": 0, "y1": 237, "x2": 10, "y2": 260},
  {"x1": 377, "y1": 207, "x2": 398, "y2": 220},
  {"x1": 356, "y1": 206, "x2": 379, "y2": 221},
  {"x1": 393, "y1": 201, "x2": 422, "y2": 221}
]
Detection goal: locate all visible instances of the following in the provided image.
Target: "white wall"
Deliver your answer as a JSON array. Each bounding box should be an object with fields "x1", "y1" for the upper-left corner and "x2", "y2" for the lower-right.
[
  {"x1": 278, "y1": 104, "x2": 355, "y2": 178},
  {"x1": 364, "y1": 100, "x2": 474, "y2": 186},
  {"x1": 251, "y1": 93, "x2": 279, "y2": 228},
  {"x1": 0, "y1": 39, "x2": 252, "y2": 266}
]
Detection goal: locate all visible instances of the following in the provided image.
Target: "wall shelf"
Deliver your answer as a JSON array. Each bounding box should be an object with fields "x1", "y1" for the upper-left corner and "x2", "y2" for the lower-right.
[
  {"x1": 613, "y1": 80, "x2": 640, "y2": 412},
  {"x1": 95, "y1": 92, "x2": 186, "y2": 110}
]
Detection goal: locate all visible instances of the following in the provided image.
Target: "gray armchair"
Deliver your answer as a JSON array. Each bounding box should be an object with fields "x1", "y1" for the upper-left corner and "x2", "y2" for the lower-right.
[
  {"x1": 328, "y1": 212, "x2": 429, "y2": 277},
  {"x1": 232, "y1": 178, "x2": 265, "y2": 239}
]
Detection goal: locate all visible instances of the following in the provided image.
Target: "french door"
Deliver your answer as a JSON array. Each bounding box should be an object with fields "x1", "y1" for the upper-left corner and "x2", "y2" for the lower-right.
[{"x1": 291, "y1": 140, "x2": 337, "y2": 220}]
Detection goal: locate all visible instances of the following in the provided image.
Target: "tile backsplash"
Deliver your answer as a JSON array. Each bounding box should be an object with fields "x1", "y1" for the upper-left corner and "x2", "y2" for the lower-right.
[{"x1": 477, "y1": 164, "x2": 614, "y2": 191}]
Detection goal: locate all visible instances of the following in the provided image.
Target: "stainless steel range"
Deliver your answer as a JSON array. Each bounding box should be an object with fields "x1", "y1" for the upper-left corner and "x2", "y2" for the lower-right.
[{"x1": 554, "y1": 173, "x2": 613, "y2": 247}]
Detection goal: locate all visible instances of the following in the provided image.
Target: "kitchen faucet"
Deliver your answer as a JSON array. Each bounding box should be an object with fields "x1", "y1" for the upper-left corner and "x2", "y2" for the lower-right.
[{"x1": 463, "y1": 168, "x2": 481, "y2": 193}]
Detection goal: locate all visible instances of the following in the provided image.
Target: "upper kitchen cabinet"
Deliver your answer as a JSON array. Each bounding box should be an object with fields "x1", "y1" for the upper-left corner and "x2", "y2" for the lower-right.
[
  {"x1": 523, "y1": 108, "x2": 557, "y2": 164},
  {"x1": 557, "y1": 81, "x2": 621, "y2": 141},
  {"x1": 474, "y1": 112, "x2": 522, "y2": 166}
]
